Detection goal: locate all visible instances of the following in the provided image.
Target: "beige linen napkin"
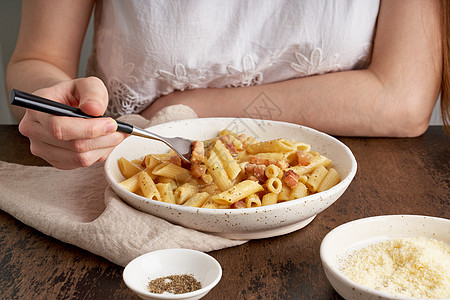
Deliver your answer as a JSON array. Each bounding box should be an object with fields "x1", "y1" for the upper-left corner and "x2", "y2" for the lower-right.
[{"x1": 0, "y1": 105, "x2": 246, "y2": 266}]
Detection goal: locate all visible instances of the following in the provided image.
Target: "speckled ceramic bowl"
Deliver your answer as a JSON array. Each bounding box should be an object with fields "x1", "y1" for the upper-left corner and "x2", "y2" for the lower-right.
[
  {"x1": 123, "y1": 249, "x2": 222, "y2": 300},
  {"x1": 105, "y1": 118, "x2": 357, "y2": 239}
]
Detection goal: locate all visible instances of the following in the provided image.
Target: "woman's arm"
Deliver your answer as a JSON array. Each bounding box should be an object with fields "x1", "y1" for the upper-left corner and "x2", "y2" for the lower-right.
[
  {"x1": 143, "y1": 0, "x2": 442, "y2": 137},
  {"x1": 6, "y1": 0, "x2": 95, "y2": 119},
  {"x1": 6, "y1": 0, "x2": 126, "y2": 169}
]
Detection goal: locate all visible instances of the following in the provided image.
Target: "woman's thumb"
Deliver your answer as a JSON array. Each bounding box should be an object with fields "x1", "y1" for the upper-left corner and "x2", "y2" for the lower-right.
[{"x1": 76, "y1": 77, "x2": 109, "y2": 117}]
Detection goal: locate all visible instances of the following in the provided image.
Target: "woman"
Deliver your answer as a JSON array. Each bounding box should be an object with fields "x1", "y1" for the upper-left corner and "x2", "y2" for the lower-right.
[{"x1": 6, "y1": 0, "x2": 447, "y2": 169}]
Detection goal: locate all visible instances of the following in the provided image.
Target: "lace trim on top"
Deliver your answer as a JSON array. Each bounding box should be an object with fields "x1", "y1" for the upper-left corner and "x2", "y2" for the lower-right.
[
  {"x1": 87, "y1": 0, "x2": 378, "y2": 118},
  {"x1": 88, "y1": 44, "x2": 373, "y2": 118}
]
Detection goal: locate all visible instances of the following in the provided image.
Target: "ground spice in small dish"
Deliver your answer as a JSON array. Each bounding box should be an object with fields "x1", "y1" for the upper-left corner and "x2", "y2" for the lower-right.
[{"x1": 147, "y1": 274, "x2": 202, "y2": 294}]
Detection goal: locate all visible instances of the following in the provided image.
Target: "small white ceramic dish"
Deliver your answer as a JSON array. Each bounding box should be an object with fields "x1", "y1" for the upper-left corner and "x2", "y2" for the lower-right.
[
  {"x1": 320, "y1": 215, "x2": 450, "y2": 300},
  {"x1": 123, "y1": 249, "x2": 222, "y2": 300},
  {"x1": 105, "y1": 118, "x2": 357, "y2": 239}
]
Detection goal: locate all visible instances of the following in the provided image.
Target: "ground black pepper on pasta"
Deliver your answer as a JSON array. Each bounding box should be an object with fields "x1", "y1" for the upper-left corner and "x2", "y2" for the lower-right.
[{"x1": 147, "y1": 274, "x2": 202, "y2": 294}]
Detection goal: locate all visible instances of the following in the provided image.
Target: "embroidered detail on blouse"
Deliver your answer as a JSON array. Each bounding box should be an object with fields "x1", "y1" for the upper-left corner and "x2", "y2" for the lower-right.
[
  {"x1": 118, "y1": 62, "x2": 139, "y2": 84},
  {"x1": 226, "y1": 55, "x2": 263, "y2": 88},
  {"x1": 290, "y1": 48, "x2": 341, "y2": 76},
  {"x1": 106, "y1": 77, "x2": 148, "y2": 117},
  {"x1": 157, "y1": 63, "x2": 206, "y2": 94}
]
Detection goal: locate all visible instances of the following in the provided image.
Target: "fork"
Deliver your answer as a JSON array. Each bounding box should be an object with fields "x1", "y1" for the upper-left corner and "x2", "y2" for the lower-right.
[{"x1": 9, "y1": 89, "x2": 193, "y2": 164}]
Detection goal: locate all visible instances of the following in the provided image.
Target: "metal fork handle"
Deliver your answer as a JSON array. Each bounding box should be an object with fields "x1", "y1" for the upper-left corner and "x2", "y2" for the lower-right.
[
  {"x1": 10, "y1": 88, "x2": 135, "y2": 134},
  {"x1": 10, "y1": 88, "x2": 192, "y2": 164}
]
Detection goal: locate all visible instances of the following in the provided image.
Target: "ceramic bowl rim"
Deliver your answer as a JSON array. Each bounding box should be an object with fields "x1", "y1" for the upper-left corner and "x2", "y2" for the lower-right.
[
  {"x1": 320, "y1": 214, "x2": 450, "y2": 300},
  {"x1": 123, "y1": 248, "x2": 222, "y2": 299},
  {"x1": 105, "y1": 117, "x2": 357, "y2": 217}
]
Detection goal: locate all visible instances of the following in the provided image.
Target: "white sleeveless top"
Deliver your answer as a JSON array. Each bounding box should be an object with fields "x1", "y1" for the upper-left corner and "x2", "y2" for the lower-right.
[{"x1": 87, "y1": 0, "x2": 380, "y2": 117}]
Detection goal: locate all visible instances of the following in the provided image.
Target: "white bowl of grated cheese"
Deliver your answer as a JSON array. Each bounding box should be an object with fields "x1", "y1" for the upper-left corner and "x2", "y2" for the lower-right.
[{"x1": 320, "y1": 215, "x2": 450, "y2": 300}]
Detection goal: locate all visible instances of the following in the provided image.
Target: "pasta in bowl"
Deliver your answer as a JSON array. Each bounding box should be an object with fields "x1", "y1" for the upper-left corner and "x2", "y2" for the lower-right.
[{"x1": 105, "y1": 118, "x2": 357, "y2": 239}]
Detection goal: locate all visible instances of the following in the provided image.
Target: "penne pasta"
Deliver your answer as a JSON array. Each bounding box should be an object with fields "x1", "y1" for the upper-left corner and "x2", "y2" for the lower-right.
[
  {"x1": 201, "y1": 197, "x2": 231, "y2": 209},
  {"x1": 213, "y1": 140, "x2": 241, "y2": 180},
  {"x1": 200, "y1": 198, "x2": 217, "y2": 209},
  {"x1": 266, "y1": 177, "x2": 282, "y2": 194},
  {"x1": 277, "y1": 183, "x2": 291, "y2": 201},
  {"x1": 118, "y1": 129, "x2": 340, "y2": 209},
  {"x1": 201, "y1": 173, "x2": 213, "y2": 185},
  {"x1": 201, "y1": 183, "x2": 219, "y2": 195},
  {"x1": 298, "y1": 174, "x2": 308, "y2": 184},
  {"x1": 262, "y1": 193, "x2": 278, "y2": 206},
  {"x1": 139, "y1": 171, "x2": 161, "y2": 201},
  {"x1": 287, "y1": 155, "x2": 331, "y2": 176},
  {"x1": 157, "y1": 177, "x2": 178, "y2": 190},
  {"x1": 144, "y1": 155, "x2": 165, "y2": 171},
  {"x1": 156, "y1": 183, "x2": 176, "y2": 204},
  {"x1": 245, "y1": 139, "x2": 295, "y2": 154},
  {"x1": 204, "y1": 150, "x2": 233, "y2": 191},
  {"x1": 119, "y1": 157, "x2": 143, "y2": 179},
  {"x1": 290, "y1": 182, "x2": 308, "y2": 199},
  {"x1": 306, "y1": 165, "x2": 329, "y2": 193},
  {"x1": 183, "y1": 192, "x2": 210, "y2": 207},
  {"x1": 131, "y1": 159, "x2": 142, "y2": 165},
  {"x1": 317, "y1": 168, "x2": 340, "y2": 192},
  {"x1": 245, "y1": 194, "x2": 262, "y2": 208},
  {"x1": 254, "y1": 152, "x2": 285, "y2": 162},
  {"x1": 212, "y1": 180, "x2": 264, "y2": 205},
  {"x1": 294, "y1": 142, "x2": 311, "y2": 152},
  {"x1": 152, "y1": 162, "x2": 192, "y2": 183},
  {"x1": 265, "y1": 164, "x2": 282, "y2": 179},
  {"x1": 174, "y1": 183, "x2": 198, "y2": 205},
  {"x1": 119, "y1": 171, "x2": 143, "y2": 193}
]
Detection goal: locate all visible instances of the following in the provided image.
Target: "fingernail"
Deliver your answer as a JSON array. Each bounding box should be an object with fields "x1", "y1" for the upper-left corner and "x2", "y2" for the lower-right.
[{"x1": 104, "y1": 120, "x2": 117, "y2": 134}]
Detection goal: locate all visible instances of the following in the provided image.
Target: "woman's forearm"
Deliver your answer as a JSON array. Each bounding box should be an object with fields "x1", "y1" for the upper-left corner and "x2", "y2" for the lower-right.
[
  {"x1": 200, "y1": 70, "x2": 387, "y2": 136},
  {"x1": 143, "y1": 65, "x2": 440, "y2": 137},
  {"x1": 5, "y1": 0, "x2": 95, "y2": 121},
  {"x1": 6, "y1": 59, "x2": 73, "y2": 120}
]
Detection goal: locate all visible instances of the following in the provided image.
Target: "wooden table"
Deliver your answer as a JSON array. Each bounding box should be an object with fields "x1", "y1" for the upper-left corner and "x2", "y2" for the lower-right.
[{"x1": 1, "y1": 125, "x2": 449, "y2": 299}]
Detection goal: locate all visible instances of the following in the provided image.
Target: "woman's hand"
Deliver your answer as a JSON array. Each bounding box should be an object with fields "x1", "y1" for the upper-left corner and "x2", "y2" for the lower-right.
[
  {"x1": 4, "y1": 0, "x2": 121, "y2": 168},
  {"x1": 18, "y1": 77, "x2": 127, "y2": 169}
]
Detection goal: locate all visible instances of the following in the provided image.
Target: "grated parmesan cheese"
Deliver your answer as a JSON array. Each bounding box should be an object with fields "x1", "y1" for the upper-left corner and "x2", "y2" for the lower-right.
[{"x1": 340, "y1": 237, "x2": 450, "y2": 299}]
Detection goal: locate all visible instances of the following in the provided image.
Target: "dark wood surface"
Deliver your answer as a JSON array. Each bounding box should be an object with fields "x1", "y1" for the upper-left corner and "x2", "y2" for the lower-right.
[{"x1": 1, "y1": 125, "x2": 449, "y2": 299}]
